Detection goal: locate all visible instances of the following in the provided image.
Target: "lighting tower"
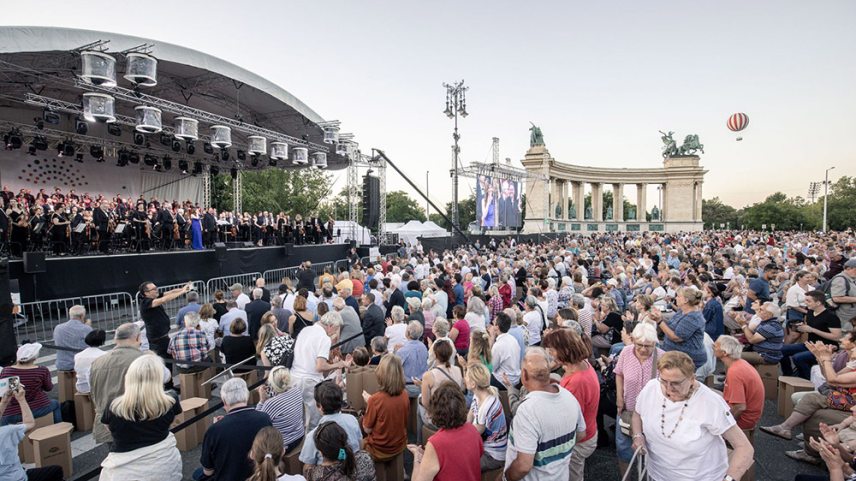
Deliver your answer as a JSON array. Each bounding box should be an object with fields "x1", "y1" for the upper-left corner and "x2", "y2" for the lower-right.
[{"x1": 443, "y1": 80, "x2": 468, "y2": 230}]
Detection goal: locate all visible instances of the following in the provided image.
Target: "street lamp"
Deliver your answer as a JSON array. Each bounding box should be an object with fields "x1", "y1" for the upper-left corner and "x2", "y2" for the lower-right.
[
  {"x1": 426, "y1": 170, "x2": 430, "y2": 219},
  {"x1": 443, "y1": 80, "x2": 468, "y2": 230},
  {"x1": 823, "y1": 166, "x2": 835, "y2": 233}
]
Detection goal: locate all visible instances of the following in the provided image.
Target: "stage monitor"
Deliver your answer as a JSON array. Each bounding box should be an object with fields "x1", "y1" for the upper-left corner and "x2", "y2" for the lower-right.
[{"x1": 475, "y1": 175, "x2": 522, "y2": 229}]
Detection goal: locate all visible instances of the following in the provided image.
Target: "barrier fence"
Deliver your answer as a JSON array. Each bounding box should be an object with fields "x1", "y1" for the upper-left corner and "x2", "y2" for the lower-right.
[
  {"x1": 15, "y1": 292, "x2": 136, "y2": 343},
  {"x1": 204, "y1": 272, "x2": 262, "y2": 301}
]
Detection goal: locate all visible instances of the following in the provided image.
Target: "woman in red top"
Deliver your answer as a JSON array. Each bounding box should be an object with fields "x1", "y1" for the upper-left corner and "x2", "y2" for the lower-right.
[
  {"x1": 0, "y1": 343, "x2": 60, "y2": 425},
  {"x1": 408, "y1": 382, "x2": 482, "y2": 481},
  {"x1": 543, "y1": 329, "x2": 600, "y2": 481},
  {"x1": 449, "y1": 305, "x2": 471, "y2": 357},
  {"x1": 498, "y1": 274, "x2": 513, "y2": 309}
]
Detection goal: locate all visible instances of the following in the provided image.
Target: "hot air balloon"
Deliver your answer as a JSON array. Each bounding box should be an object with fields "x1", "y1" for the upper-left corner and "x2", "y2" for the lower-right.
[{"x1": 727, "y1": 113, "x2": 749, "y2": 141}]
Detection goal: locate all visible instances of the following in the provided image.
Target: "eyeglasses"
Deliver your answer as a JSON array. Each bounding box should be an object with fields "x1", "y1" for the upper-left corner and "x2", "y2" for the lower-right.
[
  {"x1": 635, "y1": 343, "x2": 656, "y2": 350},
  {"x1": 659, "y1": 377, "x2": 690, "y2": 389}
]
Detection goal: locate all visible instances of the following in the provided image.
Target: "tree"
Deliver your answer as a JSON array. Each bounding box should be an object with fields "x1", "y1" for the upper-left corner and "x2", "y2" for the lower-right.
[
  {"x1": 702, "y1": 197, "x2": 740, "y2": 229},
  {"x1": 739, "y1": 192, "x2": 811, "y2": 231},
  {"x1": 823, "y1": 176, "x2": 856, "y2": 231},
  {"x1": 431, "y1": 194, "x2": 476, "y2": 231},
  {"x1": 236, "y1": 168, "x2": 332, "y2": 214},
  {"x1": 386, "y1": 190, "x2": 426, "y2": 223}
]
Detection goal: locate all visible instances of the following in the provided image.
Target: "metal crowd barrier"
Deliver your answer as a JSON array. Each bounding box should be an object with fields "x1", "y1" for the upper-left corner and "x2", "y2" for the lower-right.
[
  {"x1": 134, "y1": 280, "x2": 207, "y2": 324},
  {"x1": 205, "y1": 272, "x2": 262, "y2": 301},
  {"x1": 335, "y1": 258, "x2": 351, "y2": 273},
  {"x1": 15, "y1": 292, "x2": 137, "y2": 343}
]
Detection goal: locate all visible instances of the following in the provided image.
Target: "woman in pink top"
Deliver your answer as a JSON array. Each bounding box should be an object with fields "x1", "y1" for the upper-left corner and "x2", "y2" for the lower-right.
[
  {"x1": 408, "y1": 382, "x2": 482, "y2": 481},
  {"x1": 543, "y1": 328, "x2": 600, "y2": 481}
]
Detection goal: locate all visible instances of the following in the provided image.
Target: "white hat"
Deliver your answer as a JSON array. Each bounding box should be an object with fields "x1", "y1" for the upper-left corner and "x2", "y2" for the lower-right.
[{"x1": 16, "y1": 342, "x2": 42, "y2": 362}]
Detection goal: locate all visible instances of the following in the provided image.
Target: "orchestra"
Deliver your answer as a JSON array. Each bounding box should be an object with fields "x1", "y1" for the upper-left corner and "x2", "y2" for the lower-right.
[{"x1": 0, "y1": 186, "x2": 338, "y2": 256}]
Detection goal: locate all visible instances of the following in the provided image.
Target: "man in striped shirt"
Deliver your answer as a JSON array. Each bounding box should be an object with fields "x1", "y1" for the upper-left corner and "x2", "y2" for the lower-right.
[{"x1": 504, "y1": 347, "x2": 586, "y2": 481}]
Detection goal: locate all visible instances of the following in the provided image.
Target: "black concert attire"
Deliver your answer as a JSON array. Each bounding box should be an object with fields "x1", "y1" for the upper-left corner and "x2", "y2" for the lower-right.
[
  {"x1": 326, "y1": 220, "x2": 334, "y2": 243},
  {"x1": 158, "y1": 209, "x2": 175, "y2": 250},
  {"x1": 176, "y1": 212, "x2": 187, "y2": 247},
  {"x1": 28, "y1": 214, "x2": 45, "y2": 251},
  {"x1": 93, "y1": 207, "x2": 110, "y2": 253},
  {"x1": 9, "y1": 210, "x2": 27, "y2": 257},
  {"x1": 131, "y1": 210, "x2": 150, "y2": 252},
  {"x1": 202, "y1": 212, "x2": 217, "y2": 247},
  {"x1": 70, "y1": 213, "x2": 84, "y2": 254},
  {"x1": 50, "y1": 211, "x2": 70, "y2": 255}
]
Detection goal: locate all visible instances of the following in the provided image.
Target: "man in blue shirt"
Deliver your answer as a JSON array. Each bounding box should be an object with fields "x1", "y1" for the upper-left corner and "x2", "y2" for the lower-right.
[
  {"x1": 53, "y1": 304, "x2": 92, "y2": 371},
  {"x1": 395, "y1": 321, "x2": 428, "y2": 396},
  {"x1": 176, "y1": 291, "x2": 202, "y2": 328},
  {"x1": 453, "y1": 273, "x2": 465, "y2": 306},
  {"x1": 745, "y1": 264, "x2": 777, "y2": 315}
]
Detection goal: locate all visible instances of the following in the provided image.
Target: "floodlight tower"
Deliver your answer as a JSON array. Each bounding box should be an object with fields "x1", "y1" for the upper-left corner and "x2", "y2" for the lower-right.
[{"x1": 443, "y1": 80, "x2": 468, "y2": 230}]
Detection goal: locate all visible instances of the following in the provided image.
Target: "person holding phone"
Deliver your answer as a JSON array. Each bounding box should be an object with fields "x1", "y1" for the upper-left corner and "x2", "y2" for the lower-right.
[
  {"x1": 1, "y1": 343, "x2": 60, "y2": 425},
  {"x1": 0, "y1": 385, "x2": 65, "y2": 480}
]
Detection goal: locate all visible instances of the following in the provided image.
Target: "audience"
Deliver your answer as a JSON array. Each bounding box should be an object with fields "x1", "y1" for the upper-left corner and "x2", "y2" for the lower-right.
[
  {"x1": 465, "y1": 362, "x2": 507, "y2": 471},
  {"x1": 52, "y1": 304, "x2": 92, "y2": 372},
  {"x1": 247, "y1": 426, "x2": 305, "y2": 481},
  {"x1": 0, "y1": 343, "x2": 60, "y2": 425},
  {"x1": 168, "y1": 311, "x2": 210, "y2": 375},
  {"x1": 714, "y1": 335, "x2": 765, "y2": 432},
  {"x1": 361, "y1": 354, "x2": 409, "y2": 462},
  {"x1": 0, "y1": 387, "x2": 65, "y2": 481},
  {"x1": 220, "y1": 318, "x2": 257, "y2": 367},
  {"x1": 256, "y1": 366, "x2": 305, "y2": 452},
  {"x1": 395, "y1": 321, "x2": 428, "y2": 395},
  {"x1": 299, "y1": 381, "x2": 363, "y2": 472},
  {"x1": 74, "y1": 328, "x2": 107, "y2": 394}
]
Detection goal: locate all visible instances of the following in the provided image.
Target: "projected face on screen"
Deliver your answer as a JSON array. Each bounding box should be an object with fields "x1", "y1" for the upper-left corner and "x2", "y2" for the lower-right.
[{"x1": 477, "y1": 175, "x2": 521, "y2": 229}]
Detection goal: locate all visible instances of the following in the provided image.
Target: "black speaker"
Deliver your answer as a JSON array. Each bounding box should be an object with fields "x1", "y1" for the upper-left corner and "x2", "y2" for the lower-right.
[
  {"x1": 362, "y1": 175, "x2": 380, "y2": 229},
  {"x1": 283, "y1": 243, "x2": 294, "y2": 256},
  {"x1": 23, "y1": 252, "x2": 46, "y2": 274},
  {"x1": 0, "y1": 259, "x2": 15, "y2": 366},
  {"x1": 214, "y1": 243, "x2": 227, "y2": 261}
]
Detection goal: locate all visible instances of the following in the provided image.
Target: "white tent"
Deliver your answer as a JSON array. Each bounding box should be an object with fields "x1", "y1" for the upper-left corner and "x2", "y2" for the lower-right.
[
  {"x1": 393, "y1": 220, "x2": 450, "y2": 246},
  {"x1": 420, "y1": 221, "x2": 450, "y2": 238},
  {"x1": 333, "y1": 220, "x2": 371, "y2": 245}
]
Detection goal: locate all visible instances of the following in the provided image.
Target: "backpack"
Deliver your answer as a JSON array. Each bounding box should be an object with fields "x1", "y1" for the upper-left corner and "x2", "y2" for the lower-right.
[{"x1": 822, "y1": 273, "x2": 853, "y2": 310}]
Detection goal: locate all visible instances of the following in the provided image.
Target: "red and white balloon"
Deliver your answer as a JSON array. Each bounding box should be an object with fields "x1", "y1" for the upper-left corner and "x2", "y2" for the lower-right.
[{"x1": 727, "y1": 113, "x2": 749, "y2": 141}]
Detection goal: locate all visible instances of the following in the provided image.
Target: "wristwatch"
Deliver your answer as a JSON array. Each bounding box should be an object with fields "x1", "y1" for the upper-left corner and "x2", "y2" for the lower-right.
[{"x1": 724, "y1": 475, "x2": 735, "y2": 481}]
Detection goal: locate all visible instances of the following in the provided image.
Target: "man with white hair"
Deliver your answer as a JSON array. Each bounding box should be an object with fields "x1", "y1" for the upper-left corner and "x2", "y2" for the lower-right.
[
  {"x1": 53, "y1": 304, "x2": 91, "y2": 371},
  {"x1": 255, "y1": 277, "x2": 271, "y2": 303},
  {"x1": 385, "y1": 276, "x2": 406, "y2": 318},
  {"x1": 195, "y1": 378, "x2": 272, "y2": 481},
  {"x1": 90, "y1": 323, "x2": 144, "y2": 445},
  {"x1": 229, "y1": 283, "x2": 251, "y2": 310},
  {"x1": 244, "y1": 287, "x2": 271, "y2": 341},
  {"x1": 522, "y1": 296, "x2": 544, "y2": 346},
  {"x1": 714, "y1": 335, "x2": 764, "y2": 432},
  {"x1": 168, "y1": 311, "x2": 210, "y2": 375},
  {"x1": 384, "y1": 305, "x2": 409, "y2": 349},
  {"x1": 735, "y1": 300, "x2": 785, "y2": 367},
  {"x1": 332, "y1": 297, "x2": 365, "y2": 355},
  {"x1": 291, "y1": 311, "x2": 351, "y2": 429},
  {"x1": 176, "y1": 290, "x2": 201, "y2": 327}
]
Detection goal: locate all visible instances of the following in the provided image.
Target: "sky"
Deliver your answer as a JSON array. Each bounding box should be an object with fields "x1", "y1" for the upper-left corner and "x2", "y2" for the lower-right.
[{"x1": 3, "y1": 0, "x2": 855, "y2": 211}]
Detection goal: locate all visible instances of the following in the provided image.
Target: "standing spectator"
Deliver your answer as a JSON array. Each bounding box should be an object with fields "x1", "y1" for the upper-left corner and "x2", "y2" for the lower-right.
[
  {"x1": 175, "y1": 291, "x2": 202, "y2": 329},
  {"x1": 74, "y1": 329, "x2": 107, "y2": 394},
  {"x1": 385, "y1": 278, "x2": 407, "y2": 318},
  {"x1": 256, "y1": 366, "x2": 305, "y2": 452},
  {"x1": 408, "y1": 382, "x2": 482, "y2": 481},
  {"x1": 503, "y1": 347, "x2": 586, "y2": 481},
  {"x1": 288, "y1": 295, "x2": 314, "y2": 339},
  {"x1": 450, "y1": 305, "x2": 472, "y2": 357},
  {"x1": 332, "y1": 298, "x2": 365, "y2": 355},
  {"x1": 489, "y1": 312, "x2": 521, "y2": 389},
  {"x1": 830, "y1": 259, "x2": 856, "y2": 333},
  {"x1": 0, "y1": 387, "x2": 65, "y2": 481},
  {"x1": 487, "y1": 285, "x2": 504, "y2": 322},
  {"x1": 395, "y1": 322, "x2": 428, "y2": 395},
  {"x1": 195, "y1": 378, "x2": 273, "y2": 481},
  {"x1": 90, "y1": 323, "x2": 145, "y2": 445},
  {"x1": 362, "y1": 355, "x2": 410, "y2": 461},
  {"x1": 99, "y1": 356, "x2": 183, "y2": 480},
  {"x1": 0, "y1": 343, "x2": 60, "y2": 425},
  {"x1": 521, "y1": 296, "x2": 545, "y2": 347},
  {"x1": 197, "y1": 304, "x2": 219, "y2": 355},
  {"x1": 211, "y1": 290, "x2": 228, "y2": 321},
  {"x1": 271, "y1": 295, "x2": 293, "y2": 334},
  {"x1": 296, "y1": 262, "x2": 316, "y2": 292},
  {"x1": 652, "y1": 287, "x2": 708, "y2": 369},
  {"x1": 465, "y1": 363, "x2": 507, "y2": 472},
  {"x1": 220, "y1": 319, "x2": 257, "y2": 366},
  {"x1": 361, "y1": 293, "x2": 386, "y2": 346},
  {"x1": 168, "y1": 312, "x2": 210, "y2": 375},
  {"x1": 230, "y1": 283, "x2": 251, "y2": 311},
  {"x1": 219, "y1": 300, "x2": 248, "y2": 336},
  {"x1": 245, "y1": 288, "x2": 272, "y2": 341},
  {"x1": 256, "y1": 277, "x2": 271, "y2": 303},
  {"x1": 53, "y1": 304, "x2": 91, "y2": 372},
  {"x1": 714, "y1": 335, "x2": 765, "y2": 432},
  {"x1": 139, "y1": 281, "x2": 193, "y2": 358}
]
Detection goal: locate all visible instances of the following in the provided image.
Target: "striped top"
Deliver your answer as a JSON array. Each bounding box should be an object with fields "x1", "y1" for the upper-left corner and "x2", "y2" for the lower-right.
[
  {"x1": 0, "y1": 366, "x2": 53, "y2": 416},
  {"x1": 256, "y1": 386, "x2": 304, "y2": 447}
]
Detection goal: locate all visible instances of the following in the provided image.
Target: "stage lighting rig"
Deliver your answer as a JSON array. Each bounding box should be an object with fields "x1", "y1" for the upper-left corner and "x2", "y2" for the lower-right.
[
  {"x1": 171, "y1": 138, "x2": 181, "y2": 152},
  {"x1": 33, "y1": 136, "x2": 48, "y2": 151},
  {"x1": 159, "y1": 132, "x2": 172, "y2": 147},
  {"x1": 203, "y1": 142, "x2": 214, "y2": 154},
  {"x1": 57, "y1": 140, "x2": 76, "y2": 157},
  {"x1": 4, "y1": 129, "x2": 22, "y2": 149},
  {"x1": 107, "y1": 123, "x2": 122, "y2": 136},
  {"x1": 221, "y1": 149, "x2": 230, "y2": 161},
  {"x1": 178, "y1": 159, "x2": 189, "y2": 174},
  {"x1": 236, "y1": 150, "x2": 246, "y2": 161},
  {"x1": 129, "y1": 152, "x2": 140, "y2": 164},
  {"x1": 143, "y1": 153, "x2": 157, "y2": 166},
  {"x1": 162, "y1": 155, "x2": 172, "y2": 171},
  {"x1": 75, "y1": 153, "x2": 84, "y2": 163},
  {"x1": 75, "y1": 118, "x2": 88, "y2": 135},
  {"x1": 250, "y1": 155, "x2": 259, "y2": 167},
  {"x1": 230, "y1": 167, "x2": 238, "y2": 179},
  {"x1": 210, "y1": 165, "x2": 219, "y2": 176},
  {"x1": 90, "y1": 145, "x2": 104, "y2": 162},
  {"x1": 186, "y1": 141, "x2": 196, "y2": 155},
  {"x1": 193, "y1": 162, "x2": 203, "y2": 175},
  {"x1": 33, "y1": 117, "x2": 44, "y2": 130},
  {"x1": 134, "y1": 132, "x2": 146, "y2": 146},
  {"x1": 117, "y1": 149, "x2": 130, "y2": 166},
  {"x1": 27, "y1": 144, "x2": 37, "y2": 155},
  {"x1": 269, "y1": 157, "x2": 277, "y2": 167},
  {"x1": 43, "y1": 110, "x2": 61, "y2": 125}
]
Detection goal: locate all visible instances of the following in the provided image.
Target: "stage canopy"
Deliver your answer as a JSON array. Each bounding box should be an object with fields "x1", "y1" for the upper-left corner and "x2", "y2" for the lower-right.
[{"x1": 393, "y1": 220, "x2": 449, "y2": 246}]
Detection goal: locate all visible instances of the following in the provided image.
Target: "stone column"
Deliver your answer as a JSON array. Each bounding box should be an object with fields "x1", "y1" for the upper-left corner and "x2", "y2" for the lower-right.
[
  {"x1": 573, "y1": 181, "x2": 584, "y2": 220},
  {"x1": 612, "y1": 183, "x2": 622, "y2": 221},
  {"x1": 562, "y1": 180, "x2": 570, "y2": 220},
  {"x1": 694, "y1": 181, "x2": 703, "y2": 221},
  {"x1": 660, "y1": 184, "x2": 667, "y2": 221},
  {"x1": 551, "y1": 178, "x2": 563, "y2": 219},
  {"x1": 636, "y1": 183, "x2": 647, "y2": 221},
  {"x1": 591, "y1": 183, "x2": 603, "y2": 221}
]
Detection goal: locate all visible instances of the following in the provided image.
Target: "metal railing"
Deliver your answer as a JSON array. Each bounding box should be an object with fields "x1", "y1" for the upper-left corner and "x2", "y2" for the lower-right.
[
  {"x1": 205, "y1": 272, "x2": 262, "y2": 302},
  {"x1": 16, "y1": 292, "x2": 137, "y2": 342},
  {"x1": 335, "y1": 259, "x2": 351, "y2": 273},
  {"x1": 134, "y1": 280, "x2": 207, "y2": 324}
]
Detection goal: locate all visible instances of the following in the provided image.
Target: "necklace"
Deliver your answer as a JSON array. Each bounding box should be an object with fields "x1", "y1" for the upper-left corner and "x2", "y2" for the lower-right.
[{"x1": 660, "y1": 383, "x2": 695, "y2": 439}]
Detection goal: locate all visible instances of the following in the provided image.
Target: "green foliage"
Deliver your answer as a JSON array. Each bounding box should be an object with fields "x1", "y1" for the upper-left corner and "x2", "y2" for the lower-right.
[
  {"x1": 237, "y1": 168, "x2": 333, "y2": 214},
  {"x1": 823, "y1": 176, "x2": 856, "y2": 231},
  {"x1": 702, "y1": 197, "x2": 740, "y2": 229},
  {"x1": 210, "y1": 174, "x2": 234, "y2": 212},
  {"x1": 432, "y1": 194, "x2": 476, "y2": 230},
  {"x1": 738, "y1": 193, "x2": 810, "y2": 230},
  {"x1": 386, "y1": 190, "x2": 426, "y2": 223}
]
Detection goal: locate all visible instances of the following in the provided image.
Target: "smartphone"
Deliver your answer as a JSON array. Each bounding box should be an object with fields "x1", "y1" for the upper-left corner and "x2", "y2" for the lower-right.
[{"x1": 6, "y1": 376, "x2": 20, "y2": 394}]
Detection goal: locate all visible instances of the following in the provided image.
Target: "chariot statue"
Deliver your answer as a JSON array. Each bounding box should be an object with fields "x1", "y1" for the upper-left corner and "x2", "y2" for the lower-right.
[
  {"x1": 529, "y1": 122, "x2": 545, "y2": 147},
  {"x1": 678, "y1": 134, "x2": 704, "y2": 155}
]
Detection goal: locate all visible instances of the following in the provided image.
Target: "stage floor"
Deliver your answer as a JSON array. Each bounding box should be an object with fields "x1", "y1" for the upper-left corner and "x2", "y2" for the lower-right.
[{"x1": 9, "y1": 243, "x2": 350, "y2": 301}]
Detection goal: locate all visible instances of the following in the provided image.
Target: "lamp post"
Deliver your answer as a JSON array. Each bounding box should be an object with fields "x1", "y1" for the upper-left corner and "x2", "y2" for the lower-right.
[
  {"x1": 426, "y1": 170, "x2": 429, "y2": 219},
  {"x1": 443, "y1": 80, "x2": 468, "y2": 230},
  {"x1": 823, "y1": 166, "x2": 835, "y2": 233}
]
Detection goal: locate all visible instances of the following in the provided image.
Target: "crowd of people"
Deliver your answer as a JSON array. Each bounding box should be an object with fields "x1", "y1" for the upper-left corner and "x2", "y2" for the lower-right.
[
  {"x1": 1, "y1": 229, "x2": 856, "y2": 481},
  {"x1": 0, "y1": 186, "x2": 337, "y2": 257}
]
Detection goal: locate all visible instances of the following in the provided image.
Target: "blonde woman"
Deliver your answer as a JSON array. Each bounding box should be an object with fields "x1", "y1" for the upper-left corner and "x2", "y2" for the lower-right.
[
  {"x1": 256, "y1": 366, "x2": 305, "y2": 452},
  {"x1": 464, "y1": 330, "x2": 493, "y2": 372},
  {"x1": 256, "y1": 323, "x2": 293, "y2": 369},
  {"x1": 465, "y1": 362, "x2": 507, "y2": 471},
  {"x1": 99, "y1": 355, "x2": 183, "y2": 480}
]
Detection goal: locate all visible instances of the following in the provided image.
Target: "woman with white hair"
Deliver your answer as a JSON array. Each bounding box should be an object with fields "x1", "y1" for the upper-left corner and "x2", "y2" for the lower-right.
[
  {"x1": 256, "y1": 366, "x2": 304, "y2": 452},
  {"x1": 613, "y1": 323, "x2": 664, "y2": 477},
  {"x1": 545, "y1": 277, "x2": 559, "y2": 320},
  {"x1": 558, "y1": 276, "x2": 574, "y2": 309},
  {"x1": 422, "y1": 297, "x2": 436, "y2": 339},
  {"x1": 465, "y1": 297, "x2": 487, "y2": 332},
  {"x1": 487, "y1": 285, "x2": 503, "y2": 322},
  {"x1": 99, "y1": 355, "x2": 183, "y2": 480},
  {"x1": 384, "y1": 305, "x2": 408, "y2": 349}
]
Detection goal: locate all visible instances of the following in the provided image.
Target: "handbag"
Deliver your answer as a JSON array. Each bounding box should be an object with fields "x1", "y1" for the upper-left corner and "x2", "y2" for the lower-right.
[
  {"x1": 819, "y1": 383, "x2": 856, "y2": 411},
  {"x1": 619, "y1": 348, "x2": 658, "y2": 436}
]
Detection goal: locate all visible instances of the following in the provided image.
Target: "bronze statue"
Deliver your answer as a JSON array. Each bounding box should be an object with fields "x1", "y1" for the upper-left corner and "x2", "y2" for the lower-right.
[
  {"x1": 529, "y1": 122, "x2": 545, "y2": 147},
  {"x1": 659, "y1": 130, "x2": 679, "y2": 158},
  {"x1": 678, "y1": 134, "x2": 704, "y2": 155}
]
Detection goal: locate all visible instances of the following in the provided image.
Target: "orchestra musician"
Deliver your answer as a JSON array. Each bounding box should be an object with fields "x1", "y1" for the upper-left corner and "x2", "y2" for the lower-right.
[
  {"x1": 50, "y1": 204, "x2": 71, "y2": 255},
  {"x1": 176, "y1": 208, "x2": 188, "y2": 247},
  {"x1": 29, "y1": 207, "x2": 46, "y2": 251},
  {"x1": 202, "y1": 207, "x2": 217, "y2": 247},
  {"x1": 130, "y1": 203, "x2": 150, "y2": 252},
  {"x1": 158, "y1": 204, "x2": 176, "y2": 250},
  {"x1": 326, "y1": 217, "x2": 335, "y2": 244},
  {"x1": 70, "y1": 206, "x2": 84, "y2": 254},
  {"x1": 93, "y1": 201, "x2": 111, "y2": 253}
]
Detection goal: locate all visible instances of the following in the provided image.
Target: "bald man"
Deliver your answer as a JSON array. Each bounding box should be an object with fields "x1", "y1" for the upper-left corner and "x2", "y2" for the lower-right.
[{"x1": 504, "y1": 348, "x2": 586, "y2": 481}]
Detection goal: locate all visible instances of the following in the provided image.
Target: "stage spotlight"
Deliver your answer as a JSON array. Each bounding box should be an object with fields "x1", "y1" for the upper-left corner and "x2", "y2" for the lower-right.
[
  {"x1": 209, "y1": 165, "x2": 219, "y2": 176},
  {"x1": 236, "y1": 150, "x2": 246, "y2": 161},
  {"x1": 4, "y1": 129, "x2": 22, "y2": 149},
  {"x1": 230, "y1": 167, "x2": 238, "y2": 179},
  {"x1": 203, "y1": 142, "x2": 214, "y2": 154},
  {"x1": 62, "y1": 141, "x2": 76, "y2": 157},
  {"x1": 33, "y1": 117, "x2": 44, "y2": 130},
  {"x1": 117, "y1": 149, "x2": 130, "y2": 166},
  {"x1": 250, "y1": 155, "x2": 259, "y2": 167},
  {"x1": 75, "y1": 153, "x2": 84, "y2": 163},
  {"x1": 186, "y1": 141, "x2": 195, "y2": 155},
  {"x1": 90, "y1": 145, "x2": 104, "y2": 162},
  {"x1": 221, "y1": 149, "x2": 230, "y2": 162},
  {"x1": 144, "y1": 153, "x2": 157, "y2": 166},
  {"x1": 134, "y1": 132, "x2": 145, "y2": 145},
  {"x1": 129, "y1": 152, "x2": 140, "y2": 164},
  {"x1": 75, "y1": 118, "x2": 88, "y2": 135},
  {"x1": 43, "y1": 110, "x2": 61, "y2": 125},
  {"x1": 159, "y1": 133, "x2": 172, "y2": 147},
  {"x1": 27, "y1": 144, "x2": 37, "y2": 155},
  {"x1": 107, "y1": 123, "x2": 122, "y2": 137},
  {"x1": 178, "y1": 159, "x2": 189, "y2": 174},
  {"x1": 193, "y1": 162, "x2": 203, "y2": 175},
  {"x1": 33, "y1": 136, "x2": 48, "y2": 151},
  {"x1": 171, "y1": 138, "x2": 181, "y2": 152},
  {"x1": 162, "y1": 155, "x2": 172, "y2": 171},
  {"x1": 269, "y1": 157, "x2": 277, "y2": 167}
]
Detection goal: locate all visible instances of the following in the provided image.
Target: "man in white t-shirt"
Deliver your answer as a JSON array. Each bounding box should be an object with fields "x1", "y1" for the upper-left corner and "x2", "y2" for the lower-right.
[
  {"x1": 490, "y1": 312, "x2": 521, "y2": 387},
  {"x1": 521, "y1": 296, "x2": 544, "y2": 346},
  {"x1": 291, "y1": 311, "x2": 350, "y2": 429},
  {"x1": 504, "y1": 347, "x2": 585, "y2": 481},
  {"x1": 229, "y1": 283, "x2": 251, "y2": 311}
]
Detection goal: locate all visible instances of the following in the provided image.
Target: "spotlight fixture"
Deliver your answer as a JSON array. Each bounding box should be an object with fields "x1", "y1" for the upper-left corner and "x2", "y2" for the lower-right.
[
  {"x1": 74, "y1": 153, "x2": 84, "y2": 163},
  {"x1": 178, "y1": 159, "x2": 189, "y2": 174},
  {"x1": 75, "y1": 118, "x2": 88, "y2": 135},
  {"x1": 90, "y1": 145, "x2": 104, "y2": 162},
  {"x1": 159, "y1": 132, "x2": 172, "y2": 147},
  {"x1": 33, "y1": 136, "x2": 48, "y2": 151},
  {"x1": 4, "y1": 129, "x2": 22, "y2": 149},
  {"x1": 221, "y1": 149, "x2": 230, "y2": 162},
  {"x1": 209, "y1": 165, "x2": 219, "y2": 176},
  {"x1": 171, "y1": 138, "x2": 181, "y2": 153},
  {"x1": 134, "y1": 133, "x2": 145, "y2": 146},
  {"x1": 27, "y1": 144, "x2": 37, "y2": 155},
  {"x1": 58, "y1": 140, "x2": 75, "y2": 157},
  {"x1": 107, "y1": 123, "x2": 122, "y2": 136},
  {"x1": 129, "y1": 152, "x2": 140, "y2": 164},
  {"x1": 230, "y1": 167, "x2": 238, "y2": 179},
  {"x1": 162, "y1": 155, "x2": 172, "y2": 171},
  {"x1": 33, "y1": 117, "x2": 45, "y2": 130},
  {"x1": 236, "y1": 150, "x2": 246, "y2": 161},
  {"x1": 43, "y1": 110, "x2": 61, "y2": 125},
  {"x1": 193, "y1": 162, "x2": 203, "y2": 175},
  {"x1": 117, "y1": 149, "x2": 130, "y2": 166},
  {"x1": 143, "y1": 153, "x2": 157, "y2": 166},
  {"x1": 186, "y1": 141, "x2": 195, "y2": 155},
  {"x1": 268, "y1": 157, "x2": 277, "y2": 167},
  {"x1": 250, "y1": 155, "x2": 259, "y2": 167},
  {"x1": 203, "y1": 142, "x2": 214, "y2": 154}
]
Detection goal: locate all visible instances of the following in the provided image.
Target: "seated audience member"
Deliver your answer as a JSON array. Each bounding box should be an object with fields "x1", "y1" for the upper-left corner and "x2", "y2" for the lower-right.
[
  {"x1": 0, "y1": 387, "x2": 65, "y2": 481},
  {"x1": 197, "y1": 304, "x2": 219, "y2": 353},
  {"x1": 74, "y1": 328, "x2": 107, "y2": 394},
  {"x1": 256, "y1": 366, "x2": 305, "y2": 452},
  {"x1": 349, "y1": 347, "x2": 371, "y2": 372},
  {"x1": 53, "y1": 304, "x2": 92, "y2": 372},
  {"x1": 247, "y1": 426, "x2": 306, "y2": 481},
  {"x1": 168, "y1": 311, "x2": 210, "y2": 374},
  {"x1": 650, "y1": 287, "x2": 708, "y2": 369},
  {"x1": 176, "y1": 291, "x2": 202, "y2": 329},
  {"x1": 99, "y1": 356, "x2": 183, "y2": 480},
  {"x1": 736, "y1": 301, "x2": 784, "y2": 365},
  {"x1": 256, "y1": 323, "x2": 293, "y2": 368},
  {"x1": 0, "y1": 343, "x2": 60, "y2": 425},
  {"x1": 195, "y1": 377, "x2": 272, "y2": 481},
  {"x1": 220, "y1": 318, "x2": 257, "y2": 367},
  {"x1": 384, "y1": 305, "x2": 408, "y2": 349},
  {"x1": 407, "y1": 382, "x2": 483, "y2": 481},
  {"x1": 466, "y1": 329, "x2": 493, "y2": 372},
  {"x1": 369, "y1": 337, "x2": 387, "y2": 366},
  {"x1": 714, "y1": 335, "x2": 764, "y2": 431},
  {"x1": 417, "y1": 340, "x2": 464, "y2": 436},
  {"x1": 306, "y1": 422, "x2": 376, "y2": 481},
  {"x1": 362, "y1": 355, "x2": 410, "y2": 461},
  {"x1": 489, "y1": 312, "x2": 521, "y2": 389},
  {"x1": 300, "y1": 381, "x2": 363, "y2": 471},
  {"x1": 428, "y1": 318, "x2": 456, "y2": 368},
  {"x1": 465, "y1": 362, "x2": 507, "y2": 471},
  {"x1": 779, "y1": 290, "x2": 841, "y2": 379},
  {"x1": 219, "y1": 300, "x2": 248, "y2": 336},
  {"x1": 395, "y1": 321, "x2": 428, "y2": 395}
]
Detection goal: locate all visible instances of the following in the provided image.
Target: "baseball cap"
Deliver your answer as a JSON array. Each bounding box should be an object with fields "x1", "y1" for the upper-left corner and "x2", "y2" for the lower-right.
[
  {"x1": 16, "y1": 343, "x2": 42, "y2": 363},
  {"x1": 845, "y1": 258, "x2": 856, "y2": 269},
  {"x1": 229, "y1": 283, "x2": 243, "y2": 291}
]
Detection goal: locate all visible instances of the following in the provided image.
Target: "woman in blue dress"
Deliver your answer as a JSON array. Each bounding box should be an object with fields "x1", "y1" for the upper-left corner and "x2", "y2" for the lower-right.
[
  {"x1": 190, "y1": 208, "x2": 204, "y2": 250},
  {"x1": 481, "y1": 182, "x2": 497, "y2": 228}
]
